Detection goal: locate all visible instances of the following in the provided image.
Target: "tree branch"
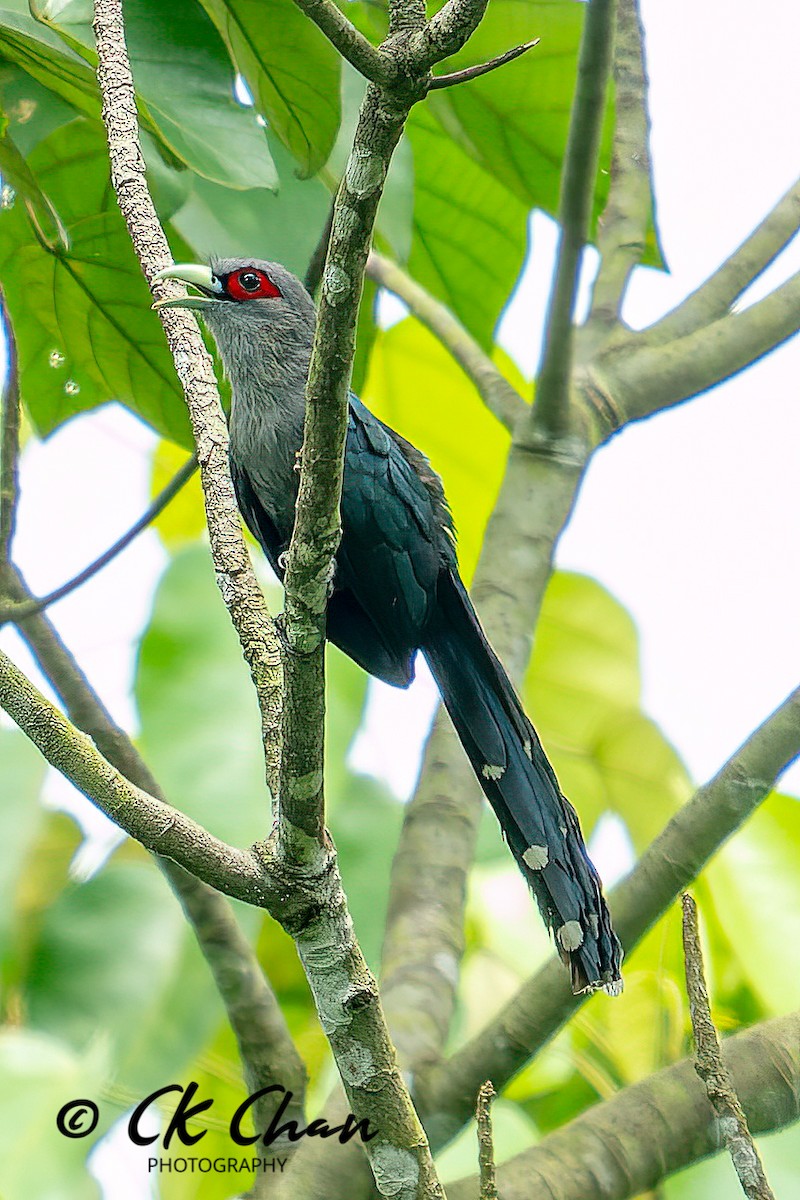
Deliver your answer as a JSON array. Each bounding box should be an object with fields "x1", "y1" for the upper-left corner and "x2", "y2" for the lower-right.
[
  {"x1": 419, "y1": 685, "x2": 800, "y2": 1149},
  {"x1": 413, "y1": 0, "x2": 490, "y2": 68},
  {"x1": 444, "y1": 1010, "x2": 800, "y2": 1200},
  {"x1": 476, "y1": 1082, "x2": 497, "y2": 1200},
  {"x1": 289, "y1": 0, "x2": 395, "y2": 88},
  {"x1": 0, "y1": 456, "x2": 198, "y2": 626},
  {"x1": 367, "y1": 251, "x2": 527, "y2": 431},
  {"x1": 1, "y1": 559, "x2": 306, "y2": 1144},
  {"x1": 602, "y1": 267, "x2": 800, "y2": 427},
  {"x1": 429, "y1": 40, "x2": 538, "y2": 90},
  {"x1": 682, "y1": 894, "x2": 776, "y2": 1200},
  {"x1": 586, "y1": 0, "x2": 654, "y2": 331},
  {"x1": 0, "y1": 288, "x2": 20, "y2": 562},
  {"x1": 645, "y1": 175, "x2": 800, "y2": 344},
  {"x1": 532, "y1": 0, "x2": 615, "y2": 438},
  {"x1": 92, "y1": 0, "x2": 283, "y2": 799}
]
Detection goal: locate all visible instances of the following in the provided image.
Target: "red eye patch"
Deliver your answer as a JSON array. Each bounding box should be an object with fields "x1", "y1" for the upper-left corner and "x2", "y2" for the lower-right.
[{"x1": 225, "y1": 268, "x2": 282, "y2": 301}]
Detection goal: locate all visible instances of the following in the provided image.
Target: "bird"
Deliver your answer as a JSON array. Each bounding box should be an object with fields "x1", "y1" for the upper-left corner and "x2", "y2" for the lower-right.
[{"x1": 153, "y1": 257, "x2": 623, "y2": 995}]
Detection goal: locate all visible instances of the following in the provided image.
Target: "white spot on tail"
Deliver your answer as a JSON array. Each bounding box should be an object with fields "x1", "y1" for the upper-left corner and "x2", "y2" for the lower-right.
[
  {"x1": 522, "y1": 844, "x2": 548, "y2": 870},
  {"x1": 557, "y1": 921, "x2": 584, "y2": 950},
  {"x1": 603, "y1": 977, "x2": 624, "y2": 997},
  {"x1": 482, "y1": 763, "x2": 505, "y2": 780}
]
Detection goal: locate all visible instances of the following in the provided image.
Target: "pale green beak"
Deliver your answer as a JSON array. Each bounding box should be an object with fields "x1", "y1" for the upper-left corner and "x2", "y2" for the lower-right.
[{"x1": 151, "y1": 263, "x2": 220, "y2": 310}]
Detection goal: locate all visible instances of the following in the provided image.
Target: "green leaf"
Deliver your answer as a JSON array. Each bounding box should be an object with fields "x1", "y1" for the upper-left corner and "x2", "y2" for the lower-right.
[
  {"x1": 527, "y1": 571, "x2": 691, "y2": 846},
  {"x1": 362, "y1": 315, "x2": 513, "y2": 582},
  {"x1": 406, "y1": 104, "x2": 529, "y2": 349},
  {"x1": 0, "y1": 124, "x2": 68, "y2": 248},
  {"x1": 0, "y1": 118, "x2": 191, "y2": 444},
  {"x1": 33, "y1": 0, "x2": 277, "y2": 190},
  {"x1": 705, "y1": 793, "x2": 800, "y2": 1014},
  {"x1": 0, "y1": 60, "x2": 79, "y2": 156},
  {"x1": 135, "y1": 546, "x2": 268, "y2": 848},
  {"x1": 0, "y1": 0, "x2": 100, "y2": 119},
  {"x1": 170, "y1": 134, "x2": 330, "y2": 280},
  {"x1": 198, "y1": 0, "x2": 341, "y2": 177},
  {"x1": 0, "y1": 1029, "x2": 106, "y2": 1200},
  {"x1": 0, "y1": 728, "x2": 47, "y2": 963}
]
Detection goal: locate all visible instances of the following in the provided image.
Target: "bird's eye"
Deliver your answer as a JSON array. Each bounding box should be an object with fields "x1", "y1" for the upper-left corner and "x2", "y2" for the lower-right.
[{"x1": 225, "y1": 267, "x2": 283, "y2": 302}]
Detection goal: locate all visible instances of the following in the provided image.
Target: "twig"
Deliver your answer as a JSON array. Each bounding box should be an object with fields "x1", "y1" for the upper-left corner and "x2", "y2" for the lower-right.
[
  {"x1": 419, "y1": 684, "x2": 800, "y2": 1148},
  {"x1": 92, "y1": 0, "x2": 283, "y2": 799},
  {"x1": 682, "y1": 894, "x2": 776, "y2": 1200},
  {"x1": 429, "y1": 40, "x2": 538, "y2": 90},
  {"x1": 289, "y1": 0, "x2": 395, "y2": 87},
  {"x1": 476, "y1": 1082, "x2": 497, "y2": 1200},
  {"x1": 0, "y1": 289, "x2": 20, "y2": 561},
  {"x1": 602, "y1": 266, "x2": 800, "y2": 426},
  {"x1": 367, "y1": 251, "x2": 527, "y2": 430},
  {"x1": 586, "y1": 0, "x2": 655, "y2": 331},
  {"x1": 0, "y1": 456, "x2": 198, "y2": 625},
  {"x1": 532, "y1": 0, "x2": 615, "y2": 438},
  {"x1": 444, "y1": 1010, "x2": 800, "y2": 1200},
  {"x1": 2, "y1": 559, "x2": 307, "y2": 1141},
  {"x1": 645, "y1": 175, "x2": 800, "y2": 343}
]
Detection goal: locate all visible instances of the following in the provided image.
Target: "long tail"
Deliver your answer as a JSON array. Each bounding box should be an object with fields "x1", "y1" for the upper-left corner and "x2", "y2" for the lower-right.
[{"x1": 423, "y1": 568, "x2": 622, "y2": 994}]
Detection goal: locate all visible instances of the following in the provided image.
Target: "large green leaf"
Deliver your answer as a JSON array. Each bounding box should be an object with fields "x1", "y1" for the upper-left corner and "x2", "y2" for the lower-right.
[
  {"x1": 0, "y1": 118, "x2": 191, "y2": 443},
  {"x1": 405, "y1": 104, "x2": 529, "y2": 350},
  {"x1": 0, "y1": 59, "x2": 79, "y2": 156},
  {"x1": 198, "y1": 0, "x2": 341, "y2": 177},
  {"x1": 31, "y1": 0, "x2": 277, "y2": 190},
  {"x1": 0, "y1": 0, "x2": 99, "y2": 119},
  {"x1": 527, "y1": 571, "x2": 691, "y2": 847}
]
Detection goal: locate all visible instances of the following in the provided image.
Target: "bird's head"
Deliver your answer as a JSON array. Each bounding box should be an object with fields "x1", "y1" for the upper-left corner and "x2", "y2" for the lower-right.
[{"x1": 152, "y1": 257, "x2": 316, "y2": 384}]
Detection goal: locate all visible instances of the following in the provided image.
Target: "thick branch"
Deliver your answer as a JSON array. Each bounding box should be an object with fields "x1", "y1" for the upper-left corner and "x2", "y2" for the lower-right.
[
  {"x1": 2, "y1": 561, "x2": 306, "y2": 1138},
  {"x1": 445, "y1": 1011, "x2": 800, "y2": 1200},
  {"x1": 682, "y1": 894, "x2": 776, "y2": 1200},
  {"x1": 646, "y1": 176, "x2": 800, "y2": 343},
  {"x1": 414, "y1": 0, "x2": 490, "y2": 68},
  {"x1": 603, "y1": 268, "x2": 800, "y2": 426},
  {"x1": 367, "y1": 251, "x2": 526, "y2": 430},
  {"x1": 92, "y1": 0, "x2": 283, "y2": 798},
  {"x1": 419, "y1": 685, "x2": 800, "y2": 1149},
  {"x1": 0, "y1": 456, "x2": 197, "y2": 626},
  {"x1": 290, "y1": 0, "x2": 395, "y2": 87},
  {"x1": 586, "y1": 0, "x2": 654, "y2": 330},
  {"x1": 533, "y1": 0, "x2": 615, "y2": 438},
  {"x1": 0, "y1": 289, "x2": 20, "y2": 561}
]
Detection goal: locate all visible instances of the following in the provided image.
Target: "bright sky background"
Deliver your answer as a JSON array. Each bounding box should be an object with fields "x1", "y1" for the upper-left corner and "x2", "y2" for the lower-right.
[{"x1": 1, "y1": 1, "x2": 799, "y2": 1191}]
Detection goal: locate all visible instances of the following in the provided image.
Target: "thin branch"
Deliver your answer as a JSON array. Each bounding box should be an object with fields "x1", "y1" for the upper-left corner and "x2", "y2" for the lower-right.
[
  {"x1": 92, "y1": 0, "x2": 283, "y2": 799},
  {"x1": 0, "y1": 455, "x2": 198, "y2": 626},
  {"x1": 682, "y1": 895, "x2": 776, "y2": 1200},
  {"x1": 289, "y1": 0, "x2": 395, "y2": 87},
  {"x1": 586, "y1": 0, "x2": 655, "y2": 331},
  {"x1": 444, "y1": 1010, "x2": 800, "y2": 1200},
  {"x1": 603, "y1": 267, "x2": 800, "y2": 427},
  {"x1": 532, "y1": 0, "x2": 615, "y2": 438},
  {"x1": 2, "y1": 560, "x2": 306, "y2": 1141},
  {"x1": 0, "y1": 643, "x2": 271, "y2": 900},
  {"x1": 429, "y1": 40, "x2": 538, "y2": 90},
  {"x1": 476, "y1": 1083, "x2": 497, "y2": 1200},
  {"x1": 0, "y1": 289, "x2": 21, "y2": 561},
  {"x1": 645, "y1": 175, "x2": 800, "y2": 344},
  {"x1": 419, "y1": 685, "x2": 800, "y2": 1148},
  {"x1": 367, "y1": 251, "x2": 527, "y2": 430}
]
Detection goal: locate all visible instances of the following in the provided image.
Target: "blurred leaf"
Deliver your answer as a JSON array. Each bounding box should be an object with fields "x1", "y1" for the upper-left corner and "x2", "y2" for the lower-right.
[
  {"x1": 407, "y1": 104, "x2": 528, "y2": 349},
  {"x1": 0, "y1": 124, "x2": 68, "y2": 248},
  {"x1": 171, "y1": 134, "x2": 330, "y2": 280},
  {"x1": 362, "y1": 315, "x2": 512, "y2": 582},
  {"x1": 0, "y1": 59, "x2": 78, "y2": 155},
  {"x1": 0, "y1": 728, "x2": 47, "y2": 964},
  {"x1": 136, "y1": 546, "x2": 267, "y2": 847},
  {"x1": 0, "y1": 118, "x2": 191, "y2": 444},
  {"x1": 0, "y1": 1028, "x2": 106, "y2": 1200},
  {"x1": 151, "y1": 439, "x2": 206, "y2": 550},
  {"x1": 705, "y1": 793, "x2": 800, "y2": 1013},
  {"x1": 351, "y1": 275, "x2": 378, "y2": 409},
  {"x1": 199, "y1": 0, "x2": 340, "y2": 177},
  {"x1": 436, "y1": 1097, "x2": 538, "y2": 1184},
  {"x1": 528, "y1": 572, "x2": 691, "y2": 846},
  {"x1": 663, "y1": 1124, "x2": 800, "y2": 1200},
  {"x1": 34, "y1": 0, "x2": 277, "y2": 190},
  {"x1": 0, "y1": 0, "x2": 100, "y2": 119}
]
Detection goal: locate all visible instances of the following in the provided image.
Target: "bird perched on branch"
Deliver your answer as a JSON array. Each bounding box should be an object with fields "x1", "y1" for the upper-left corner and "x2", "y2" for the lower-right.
[{"x1": 153, "y1": 257, "x2": 622, "y2": 995}]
